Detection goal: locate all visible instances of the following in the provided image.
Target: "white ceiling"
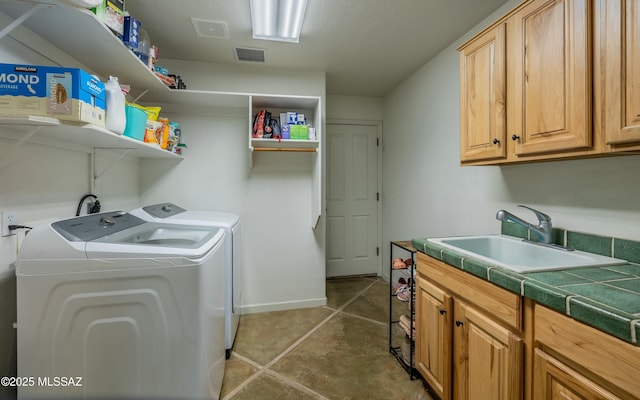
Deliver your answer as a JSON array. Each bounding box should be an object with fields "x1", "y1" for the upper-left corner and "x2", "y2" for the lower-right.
[{"x1": 123, "y1": 0, "x2": 510, "y2": 97}]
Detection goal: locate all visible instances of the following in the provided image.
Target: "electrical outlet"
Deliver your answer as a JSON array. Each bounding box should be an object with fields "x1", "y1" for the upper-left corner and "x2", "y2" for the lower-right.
[{"x1": 2, "y1": 210, "x2": 17, "y2": 237}]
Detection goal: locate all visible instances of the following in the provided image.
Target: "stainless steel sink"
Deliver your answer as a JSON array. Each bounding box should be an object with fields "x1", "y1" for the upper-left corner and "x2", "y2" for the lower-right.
[{"x1": 427, "y1": 235, "x2": 626, "y2": 273}]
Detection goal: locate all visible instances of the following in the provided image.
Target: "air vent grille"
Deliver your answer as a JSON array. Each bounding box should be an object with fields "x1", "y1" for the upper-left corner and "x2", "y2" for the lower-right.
[
  {"x1": 235, "y1": 47, "x2": 266, "y2": 63},
  {"x1": 191, "y1": 18, "x2": 229, "y2": 39}
]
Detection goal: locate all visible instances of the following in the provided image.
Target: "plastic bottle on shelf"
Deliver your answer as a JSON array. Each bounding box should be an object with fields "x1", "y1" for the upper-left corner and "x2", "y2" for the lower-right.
[{"x1": 105, "y1": 76, "x2": 126, "y2": 134}]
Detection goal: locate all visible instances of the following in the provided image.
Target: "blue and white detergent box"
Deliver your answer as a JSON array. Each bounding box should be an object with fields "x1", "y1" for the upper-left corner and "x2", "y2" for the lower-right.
[{"x1": 0, "y1": 63, "x2": 106, "y2": 126}]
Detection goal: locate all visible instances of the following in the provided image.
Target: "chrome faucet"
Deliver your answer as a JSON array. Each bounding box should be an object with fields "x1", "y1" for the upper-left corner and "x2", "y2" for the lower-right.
[{"x1": 496, "y1": 205, "x2": 553, "y2": 244}]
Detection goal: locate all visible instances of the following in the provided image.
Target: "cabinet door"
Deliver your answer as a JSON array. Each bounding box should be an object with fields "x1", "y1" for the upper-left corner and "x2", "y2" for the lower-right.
[
  {"x1": 509, "y1": 0, "x2": 592, "y2": 156},
  {"x1": 415, "y1": 276, "x2": 452, "y2": 400},
  {"x1": 597, "y1": 0, "x2": 640, "y2": 145},
  {"x1": 459, "y1": 23, "x2": 507, "y2": 162},
  {"x1": 453, "y1": 302, "x2": 522, "y2": 400},
  {"x1": 533, "y1": 349, "x2": 622, "y2": 400}
]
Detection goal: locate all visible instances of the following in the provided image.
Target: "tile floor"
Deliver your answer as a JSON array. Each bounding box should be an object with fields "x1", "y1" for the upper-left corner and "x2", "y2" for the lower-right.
[{"x1": 220, "y1": 276, "x2": 433, "y2": 400}]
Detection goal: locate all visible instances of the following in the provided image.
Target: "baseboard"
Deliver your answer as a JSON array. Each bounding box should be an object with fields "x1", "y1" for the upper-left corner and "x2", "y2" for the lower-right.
[{"x1": 238, "y1": 297, "x2": 327, "y2": 315}]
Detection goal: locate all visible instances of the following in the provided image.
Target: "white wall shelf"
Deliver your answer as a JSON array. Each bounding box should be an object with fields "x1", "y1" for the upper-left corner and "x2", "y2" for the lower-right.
[
  {"x1": 0, "y1": 2, "x2": 169, "y2": 96},
  {"x1": 0, "y1": 116, "x2": 181, "y2": 159},
  {"x1": 249, "y1": 94, "x2": 322, "y2": 228},
  {"x1": 251, "y1": 138, "x2": 319, "y2": 152}
]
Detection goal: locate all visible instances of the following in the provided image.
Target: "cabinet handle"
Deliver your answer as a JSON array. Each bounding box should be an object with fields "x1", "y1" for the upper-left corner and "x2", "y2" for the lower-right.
[
  {"x1": 512, "y1": 134, "x2": 520, "y2": 141},
  {"x1": 492, "y1": 138, "x2": 500, "y2": 145},
  {"x1": 455, "y1": 320, "x2": 464, "y2": 327},
  {"x1": 439, "y1": 309, "x2": 446, "y2": 315}
]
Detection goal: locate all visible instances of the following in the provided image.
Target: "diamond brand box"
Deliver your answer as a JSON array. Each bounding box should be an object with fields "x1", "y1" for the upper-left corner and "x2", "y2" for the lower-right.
[{"x1": 0, "y1": 64, "x2": 106, "y2": 126}]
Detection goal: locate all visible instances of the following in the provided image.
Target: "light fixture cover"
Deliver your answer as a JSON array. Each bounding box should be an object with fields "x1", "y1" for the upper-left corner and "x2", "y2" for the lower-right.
[{"x1": 250, "y1": 0, "x2": 308, "y2": 43}]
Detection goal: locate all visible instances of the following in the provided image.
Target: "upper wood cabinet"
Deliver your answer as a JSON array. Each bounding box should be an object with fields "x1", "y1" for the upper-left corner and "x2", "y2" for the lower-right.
[
  {"x1": 509, "y1": 0, "x2": 592, "y2": 156},
  {"x1": 458, "y1": 0, "x2": 610, "y2": 165},
  {"x1": 459, "y1": 23, "x2": 507, "y2": 162},
  {"x1": 595, "y1": 0, "x2": 640, "y2": 148}
]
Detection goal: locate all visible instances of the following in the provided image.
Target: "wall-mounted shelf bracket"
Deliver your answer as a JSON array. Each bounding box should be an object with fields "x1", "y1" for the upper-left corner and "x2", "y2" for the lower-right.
[
  {"x1": 0, "y1": 125, "x2": 43, "y2": 170},
  {"x1": 93, "y1": 147, "x2": 133, "y2": 185},
  {"x1": 0, "y1": 3, "x2": 47, "y2": 41},
  {"x1": 131, "y1": 88, "x2": 149, "y2": 104}
]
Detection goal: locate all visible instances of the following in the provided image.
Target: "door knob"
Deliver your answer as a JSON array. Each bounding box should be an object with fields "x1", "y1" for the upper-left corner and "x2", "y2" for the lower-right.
[
  {"x1": 455, "y1": 320, "x2": 464, "y2": 327},
  {"x1": 512, "y1": 135, "x2": 520, "y2": 141},
  {"x1": 439, "y1": 309, "x2": 446, "y2": 315},
  {"x1": 492, "y1": 138, "x2": 500, "y2": 145}
]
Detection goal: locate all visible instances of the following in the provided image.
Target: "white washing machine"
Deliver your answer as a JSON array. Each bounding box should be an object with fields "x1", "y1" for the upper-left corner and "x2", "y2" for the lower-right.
[
  {"x1": 130, "y1": 203, "x2": 242, "y2": 358},
  {"x1": 16, "y1": 211, "x2": 226, "y2": 399}
]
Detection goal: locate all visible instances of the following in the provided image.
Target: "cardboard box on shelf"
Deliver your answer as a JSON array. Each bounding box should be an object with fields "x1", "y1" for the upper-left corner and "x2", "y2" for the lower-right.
[
  {"x1": 289, "y1": 124, "x2": 309, "y2": 140},
  {"x1": 122, "y1": 15, "x2": 140, "y2": 49},
  {"x1": 0, "y1": 64, "x2": 106, "y2": 126},
  {"x1": 92, "y1": 0, "x2": 125, "y2": 36}
]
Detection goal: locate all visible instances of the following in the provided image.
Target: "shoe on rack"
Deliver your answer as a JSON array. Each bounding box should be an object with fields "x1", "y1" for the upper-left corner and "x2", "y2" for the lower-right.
[
  {"x1": 393, "y1": 258, "x2": 407, "y2": 269},
  {"x1": 397, "y1": 285, "x2": 411, "y2": 302},
  {"x1": 395, "y1": 277, "x2": 407, "y2": 294},
  {"x1": 399, "y1": 314, "x2": 415, "y2": 337}
]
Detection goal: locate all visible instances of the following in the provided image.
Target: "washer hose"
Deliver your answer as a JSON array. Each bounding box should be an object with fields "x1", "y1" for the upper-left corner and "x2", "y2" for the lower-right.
[{"x1": 76, "y1": 194, "x2": 101, "y2": 216}]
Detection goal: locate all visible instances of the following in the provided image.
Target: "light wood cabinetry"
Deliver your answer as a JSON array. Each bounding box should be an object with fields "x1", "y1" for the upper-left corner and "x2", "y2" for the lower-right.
[
  {"x1": 453, "y1": 302, "x2": 522, "y2": 400},
  {"x1": 533, "y1": 304, "x2": 640, "y2": 399},
  {"x1": 415, "y1": 276, "x2": 451, "y2": 399},
  {"x1": 595, "y1": 0, "x2": 640, "y2": 150},
  {"x1": 459, "y1": 23, "x2": 507, "y2": 162},
  {"x1": 415, "y1": 252, "x2": 523, "y2": 400},
  {"x1": 508, "y1": 0, "x2": 592, "y2": 156},
  {"x1": 533, "y1": 349, "x2": 621, "y2": 400},
  {"x1": 458, "y1": 0, "x2": 640, "y2": 165},
  {"x1": 414, "y1": 251, "x2": 640, "y2": 400}
]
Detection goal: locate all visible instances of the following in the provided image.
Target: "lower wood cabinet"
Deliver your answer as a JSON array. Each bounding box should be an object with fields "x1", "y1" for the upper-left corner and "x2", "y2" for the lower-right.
[
  {"x1": 533, "y1": 349, "x2": 621, "y2": 400},
  {"x1": 453, "y1": 301, "x2": 522, "y2": 400},
  {"x1": 415, "y1": 276, "x2": 451, "y2": 399},
  {"x1": 414, "y1": 252, "x2": 640, "y2": 400},
  {"x1": 534, "y1": 304, "x2": 640, "y2": 400},
  {"x1": 415, "y1": 253, "x2": 523, "y2": 400}
]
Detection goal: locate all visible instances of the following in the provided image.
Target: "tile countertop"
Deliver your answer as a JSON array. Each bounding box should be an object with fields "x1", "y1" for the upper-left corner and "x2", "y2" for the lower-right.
[{"x1": 411, "y1": 236, "x2": 640, "y2": 347}]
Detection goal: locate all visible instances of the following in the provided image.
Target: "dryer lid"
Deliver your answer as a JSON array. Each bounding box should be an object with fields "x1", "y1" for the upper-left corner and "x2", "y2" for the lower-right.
[{"x1": 141, "y1": 203, "x2": 186, "y2": 219}]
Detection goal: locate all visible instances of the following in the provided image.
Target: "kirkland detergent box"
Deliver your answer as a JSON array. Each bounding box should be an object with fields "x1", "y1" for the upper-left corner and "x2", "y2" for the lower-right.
[{"x1": 0, "y1": 64, "x2": 106, "y2": 126}]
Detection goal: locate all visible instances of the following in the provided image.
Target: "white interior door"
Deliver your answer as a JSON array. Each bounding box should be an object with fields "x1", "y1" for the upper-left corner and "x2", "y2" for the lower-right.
[{"x1": 326, "y1": 123, "x2": 379, "y2": 277}]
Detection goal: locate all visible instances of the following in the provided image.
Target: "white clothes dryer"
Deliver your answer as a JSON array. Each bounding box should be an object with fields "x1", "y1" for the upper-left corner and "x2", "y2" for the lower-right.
[
  {"x1": 130, "y1": 203, "x2": 242, "y2": 358},
  {"x1": 16, "y1": 211, "x2": 226, "y2": 399}
]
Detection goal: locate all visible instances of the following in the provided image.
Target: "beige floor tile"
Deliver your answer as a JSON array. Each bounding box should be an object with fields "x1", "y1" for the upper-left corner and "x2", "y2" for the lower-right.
[
  {"x1": 342, "y1": 280, "x2": 395, "y2": 323},
  {"x1": 220, "y1": 356, "x2": 258, "y2": 399},
  {"x1": 223, "y1": 277, "x2": 431, "y2": 400},
  {"x1": 271, "y1": 313, "x2": 430, "y2": 400},
  {"x1": 229, "y1": 373, "x2": 320, "y2": 400},
  {"x1": 325, "y1": 278, "x2": 374, "y2": 309},
  {"x1": 233, "y1": 307, "x2": 333, "y2": 365}
]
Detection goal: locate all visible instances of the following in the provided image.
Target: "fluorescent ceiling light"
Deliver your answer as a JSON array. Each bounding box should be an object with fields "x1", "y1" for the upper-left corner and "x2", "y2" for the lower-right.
[{"x1": 250, "y1": 0, "x2": 308, "y2": 43}]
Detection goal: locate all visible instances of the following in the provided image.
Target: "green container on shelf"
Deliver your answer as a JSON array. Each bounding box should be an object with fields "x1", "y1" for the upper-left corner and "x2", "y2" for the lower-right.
[{"x1": 290, "y1": 124, "x2": 309, "y2": 140}]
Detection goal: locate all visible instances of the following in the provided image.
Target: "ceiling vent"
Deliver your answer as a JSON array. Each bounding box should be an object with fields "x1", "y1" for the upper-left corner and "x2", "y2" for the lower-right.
[
  {"x1": 191, "y1": 18, "x2": 229, "y2": 39},
  {"x1": 235, "y1": 47, "x2": 266, "y2": 63}
]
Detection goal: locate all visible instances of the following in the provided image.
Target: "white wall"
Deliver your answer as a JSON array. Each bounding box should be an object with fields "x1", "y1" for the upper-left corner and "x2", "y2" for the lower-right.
[
  {"x1": 140, "y1": 59, "x2": 327, "y2": 313},
  {"x1": 382, "y1": 0, "x2": 640, "y2": 267},
  {"x1": 327, "y1": 95, "x2": 383, "y2": 122}
]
